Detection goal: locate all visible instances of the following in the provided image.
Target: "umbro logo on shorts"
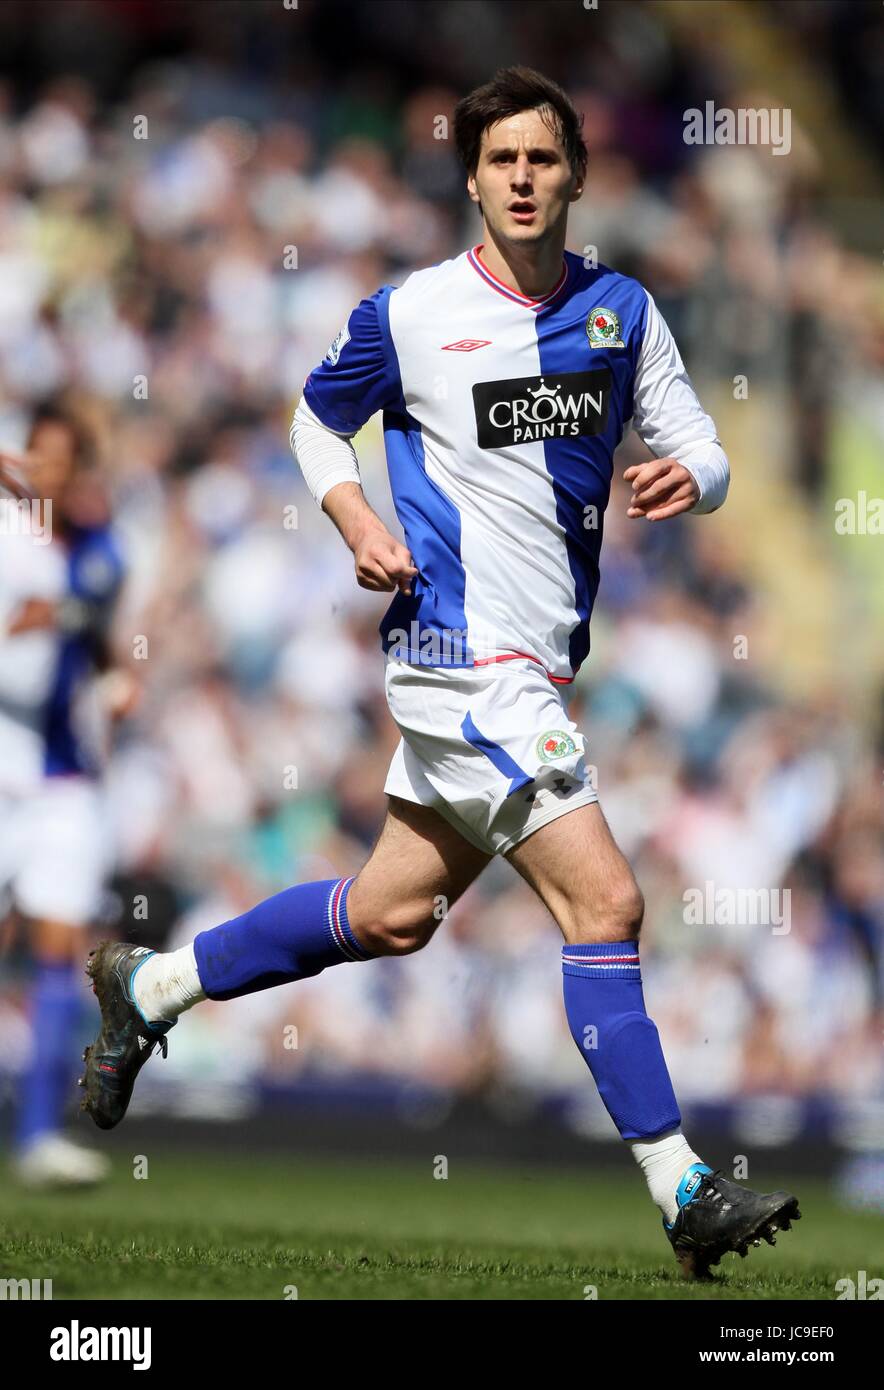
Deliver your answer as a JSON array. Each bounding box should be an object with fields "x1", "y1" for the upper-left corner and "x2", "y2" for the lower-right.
[{"x1": 472, "y1": 368, "x2": 612, "y2": 447}]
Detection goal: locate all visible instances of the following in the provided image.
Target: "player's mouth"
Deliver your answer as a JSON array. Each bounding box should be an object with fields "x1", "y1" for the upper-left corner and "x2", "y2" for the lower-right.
[{"x1": 508, "y1": 201, "x2": 537, "y2": 223}]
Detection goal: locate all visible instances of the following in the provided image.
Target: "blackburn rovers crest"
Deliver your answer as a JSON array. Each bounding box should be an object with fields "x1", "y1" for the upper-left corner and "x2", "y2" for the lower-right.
[
  {"x1": 586, "y1": 306, "x2": 624, "y2": 349},
  {"x1": 537, "y1": 730, "x2": 578, "y2": 763}
]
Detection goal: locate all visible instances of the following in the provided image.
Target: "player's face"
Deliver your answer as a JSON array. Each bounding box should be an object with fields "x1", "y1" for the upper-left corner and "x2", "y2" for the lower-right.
[
  {"x1": 27, "y1": 421, "x2": 78, "y2": 503},
  {"x1": 468, "y1": 107, "x2": 583, "y2": 246}
]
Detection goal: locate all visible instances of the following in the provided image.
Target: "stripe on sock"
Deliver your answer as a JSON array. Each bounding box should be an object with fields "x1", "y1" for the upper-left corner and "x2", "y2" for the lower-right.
[
  {"x1": 562, "y1": 941, "x2": 641, "y2": 977},
  {"x1": 325, "y1": 877, "x2": 371, "y2": 962}
]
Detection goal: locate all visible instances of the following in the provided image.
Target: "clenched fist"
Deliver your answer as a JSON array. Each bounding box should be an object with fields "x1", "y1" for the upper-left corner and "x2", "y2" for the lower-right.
[
  {"x1": 624, "y1": 458, "x2": 700, "y2": 521},
  {"x1": 353, "y1": 525, "x2": 418, "y2": 597}
]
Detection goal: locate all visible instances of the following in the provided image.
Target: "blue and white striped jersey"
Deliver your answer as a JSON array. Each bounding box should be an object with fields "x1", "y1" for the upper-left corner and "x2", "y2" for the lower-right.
[
  {"x1": 0, "y1": 523, "x2": 124, "y2": 791},
  {"x1": 297, "y1": 244, "x2": 727, "y2": 685}
]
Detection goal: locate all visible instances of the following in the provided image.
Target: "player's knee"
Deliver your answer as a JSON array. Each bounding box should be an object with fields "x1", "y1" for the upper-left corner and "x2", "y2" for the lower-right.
[
  {"x1": 600, "y1": 877, "x2": 644, "y2": 940},
  {"x1": 566, "y1": 876, "x2": 644, "y2": 944},
  {"x1": 620, "y1": 879, "x2": 645, "y2": 938},
  {"x1": 356, "y1": 901, "x2": 439, "y2": 957}
]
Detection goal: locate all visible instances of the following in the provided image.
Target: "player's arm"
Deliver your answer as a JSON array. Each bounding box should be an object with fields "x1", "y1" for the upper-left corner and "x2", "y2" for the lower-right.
[
  {"x1": 290, "y1": 290, "x2": 417, "y2": 597},
  {"x1": 291, "y1": 401, "x2": 416, "y2": 596},
  {"x1": 0, "y1": 446, "x2": 35, "y2": 502},
  {"x1": 74, "y1": 550, "x2": 142, "y2": 720},
  {"x1": 625, "y1": 291, "x2": 730, "y2": 521},
  {"x1": 0, "y1": 450, "x2": 57, "y2": 633}
]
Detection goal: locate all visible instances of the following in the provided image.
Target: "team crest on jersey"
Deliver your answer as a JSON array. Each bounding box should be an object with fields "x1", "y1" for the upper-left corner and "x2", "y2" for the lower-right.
[
  {"x1": 324, "y1": 324, "x2": 351, "y2": 366},
  {"x1": 586, "y1": 307, "x2": 624, "y2": 349},
  {"x1": 537, "y1": 730, "x2": 577, "y2": 763}
]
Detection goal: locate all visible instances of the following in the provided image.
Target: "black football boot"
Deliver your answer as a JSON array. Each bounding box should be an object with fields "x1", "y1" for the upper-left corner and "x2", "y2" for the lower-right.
[
  {"x1": 79, "y1": 942, "x2": 175, "y2": 1131},
  {"x1": 664, "y1": 1163, "x2": 801, "y2": 1279}
]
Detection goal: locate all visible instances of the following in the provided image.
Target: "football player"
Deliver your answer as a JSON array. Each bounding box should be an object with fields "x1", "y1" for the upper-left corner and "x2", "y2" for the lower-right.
[
  {"x1": 1, "y1": 406, "x2": 128, "y2": 1187},
  {"x1": 81, "y1": 67, "x2": 798, "y2": 1276}
]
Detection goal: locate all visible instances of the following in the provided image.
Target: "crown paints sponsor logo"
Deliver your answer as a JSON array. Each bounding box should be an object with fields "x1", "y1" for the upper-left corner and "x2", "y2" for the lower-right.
[
  {"x1": 683, "y1": 101, "x2": 792, "y2": 156},
  {"x1": 50, "y1": 1321, "x2": 151, "y2": 1370},
  {"x1": 473, "y1": 369, "x2": 611, "y2": 447}
]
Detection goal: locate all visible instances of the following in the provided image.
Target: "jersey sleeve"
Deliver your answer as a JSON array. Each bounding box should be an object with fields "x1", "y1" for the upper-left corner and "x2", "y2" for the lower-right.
[
  {"x1": 302, "y1": 286, "x2": 402, "y2": 436},
  {"x1": 290, "y1": 395, "x2": 362, "y2": 508},
  {"x1": 631, "y1": 291, "x2": 729, "y2": 514}
]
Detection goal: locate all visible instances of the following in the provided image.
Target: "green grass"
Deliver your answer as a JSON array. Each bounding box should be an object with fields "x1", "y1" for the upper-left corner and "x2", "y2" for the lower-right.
[{"x1": 0, "y1": 1149, "x2": 876, "y2": 1299}]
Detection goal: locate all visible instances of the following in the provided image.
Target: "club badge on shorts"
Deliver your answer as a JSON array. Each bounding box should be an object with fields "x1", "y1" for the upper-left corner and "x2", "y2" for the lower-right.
[
  {"x1": 586, "y1": 307, "x2": 624, "y2": 349},
  {"x1": 537, "y1": 730, "x2": 578, "y2": 763}
]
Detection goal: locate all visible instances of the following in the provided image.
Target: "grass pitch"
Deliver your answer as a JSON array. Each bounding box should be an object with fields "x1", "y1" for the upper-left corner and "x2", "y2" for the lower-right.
[{"x1": 0, "y1": 1148, "x2": 875, "y2": 1299}]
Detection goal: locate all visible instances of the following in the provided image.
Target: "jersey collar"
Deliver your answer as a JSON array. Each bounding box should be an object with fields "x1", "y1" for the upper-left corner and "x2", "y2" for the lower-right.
[{"x1": 467, "y1": 244, "x2": 568, "y2": 311}]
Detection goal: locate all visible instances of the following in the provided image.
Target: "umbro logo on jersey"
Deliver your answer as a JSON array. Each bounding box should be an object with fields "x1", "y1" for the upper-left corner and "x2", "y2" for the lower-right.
[
  {"x1": 441, "y1": 339, "x2": 492, "y2": 352},
  {"x1": 472, "y1": 368, "x2": 612, "y2": 447},
  {"x1": 137, "y1": 1036, "x2": 148, "y2": 1050}
]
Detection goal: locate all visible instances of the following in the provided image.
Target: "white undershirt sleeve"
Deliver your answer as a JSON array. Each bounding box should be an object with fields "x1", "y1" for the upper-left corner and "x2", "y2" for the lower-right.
[
  {"x1": 289, "y1": 395, "x2": 363, "y2": 509},
  {"x1": 630, "y1": 290, "x2": 730, "y2": 514}
]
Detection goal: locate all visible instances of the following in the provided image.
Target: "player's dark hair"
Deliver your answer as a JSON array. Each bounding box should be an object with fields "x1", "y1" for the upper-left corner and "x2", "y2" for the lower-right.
[{"x1": 453, "y1": 66, "x2": 588, "y2": 181}]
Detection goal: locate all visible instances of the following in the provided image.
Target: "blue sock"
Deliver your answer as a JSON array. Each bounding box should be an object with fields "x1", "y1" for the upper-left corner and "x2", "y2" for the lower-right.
[
  {"x1": 193, "y1": 876, "x2": 372, "y2": 1001},
  {"x1": 15, "y1": 959, "x2": 82, "y2": 1150},
  {"x1": 562, "y1": 940, "x2": 681, "y2": 1140}
]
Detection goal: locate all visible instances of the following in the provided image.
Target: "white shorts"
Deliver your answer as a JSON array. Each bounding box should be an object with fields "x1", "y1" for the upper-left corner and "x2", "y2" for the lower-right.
[
  {"x1": 0, "y1": 776, "x2": 109, "y2": 926},
  {"x1": 383, "y1": 655, "x2": 599, "y2": 856}
]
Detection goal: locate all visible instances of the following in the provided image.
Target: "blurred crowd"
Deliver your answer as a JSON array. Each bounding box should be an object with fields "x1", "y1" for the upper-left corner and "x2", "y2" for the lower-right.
[{"x1": 0, "y1": 0, "x2": 882, "y2": 1134}]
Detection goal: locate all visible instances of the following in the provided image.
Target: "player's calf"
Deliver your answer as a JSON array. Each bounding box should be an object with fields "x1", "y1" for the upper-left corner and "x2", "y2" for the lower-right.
[
  {"x1": 345, "y1": 889, "x2": 441, "y2": 956},
  {"x1": 81, "y1": 876, "x2": 372, "y2": 1128},
  {"x1": 79, "y1": 865, "x2": 453, "y2": 1130}
]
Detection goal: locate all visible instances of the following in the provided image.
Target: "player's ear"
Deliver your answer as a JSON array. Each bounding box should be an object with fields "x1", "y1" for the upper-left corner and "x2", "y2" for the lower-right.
[{"x1": 466, "y1": 173, "x2": 481, "y2": 205}]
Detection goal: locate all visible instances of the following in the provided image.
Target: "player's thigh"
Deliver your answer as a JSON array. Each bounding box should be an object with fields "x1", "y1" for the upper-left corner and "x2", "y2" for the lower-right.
[
  {"x1": 347, "y1": 794, "x2": 491, "y2": 952},
  {"x1": 504, "y1": 800, "x2": 644, "y2": 945}
]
